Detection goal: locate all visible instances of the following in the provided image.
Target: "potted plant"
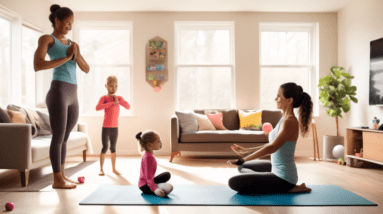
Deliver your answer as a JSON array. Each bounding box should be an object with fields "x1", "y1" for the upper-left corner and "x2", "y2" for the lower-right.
[{"x1": 318, "y1": 66, "x2": 358, "y2": 160}]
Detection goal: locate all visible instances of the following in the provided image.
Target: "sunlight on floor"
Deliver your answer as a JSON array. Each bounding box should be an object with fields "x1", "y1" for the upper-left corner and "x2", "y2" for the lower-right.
[{"x1": 39, "y1": 193, "x2": 60, "y2": 205}]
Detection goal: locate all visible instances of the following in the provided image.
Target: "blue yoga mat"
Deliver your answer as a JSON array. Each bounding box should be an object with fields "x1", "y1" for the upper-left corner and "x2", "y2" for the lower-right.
[{"x1": 79, "y1": 185, "x2": 376, "y2": 206}]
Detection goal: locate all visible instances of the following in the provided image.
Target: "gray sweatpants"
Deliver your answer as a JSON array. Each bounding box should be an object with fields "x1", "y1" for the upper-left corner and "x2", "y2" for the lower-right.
[{"x1": 45, "y1": 80, "x2": 79, "y2": 173}]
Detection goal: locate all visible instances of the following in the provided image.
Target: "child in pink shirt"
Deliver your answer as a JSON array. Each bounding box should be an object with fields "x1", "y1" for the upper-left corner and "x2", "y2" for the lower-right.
[
  {"x1": 96, "y1": 76, "x2": 130, "y2": 176},
  {"x1": 136, "y1": 130, "x2": 173, "y2": 197}
]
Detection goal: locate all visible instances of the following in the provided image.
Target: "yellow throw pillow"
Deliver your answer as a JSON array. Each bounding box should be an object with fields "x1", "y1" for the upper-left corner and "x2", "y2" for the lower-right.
[{"x1": 238, "y1": 110, "x2": 262, "y2": 129}]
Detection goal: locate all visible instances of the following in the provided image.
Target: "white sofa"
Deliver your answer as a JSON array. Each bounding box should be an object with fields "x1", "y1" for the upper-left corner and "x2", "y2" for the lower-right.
[{"x1": 0, "y1": 109, "x2": 92, "y2": 187}]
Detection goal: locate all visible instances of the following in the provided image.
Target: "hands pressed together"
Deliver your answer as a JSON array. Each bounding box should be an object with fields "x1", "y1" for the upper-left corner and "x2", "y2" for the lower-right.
[
  {"x1": 66, "y1": 41, "x2": 80, "y2": 62},
  {"x1": 113, "y1": 95, "x2": 119, "y2": 105}
]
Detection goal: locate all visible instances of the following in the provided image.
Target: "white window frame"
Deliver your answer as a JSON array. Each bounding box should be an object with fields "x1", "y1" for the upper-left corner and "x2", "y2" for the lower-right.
[
  {"x1": 174, "y1": 21, "x2": 236, "y2": 111},
  {"x1": 259, "y1": 22, "x2": 319, "y2": 117},
  {"x1": 72, "y1": 21, "x2": 134, "y2": 117}
]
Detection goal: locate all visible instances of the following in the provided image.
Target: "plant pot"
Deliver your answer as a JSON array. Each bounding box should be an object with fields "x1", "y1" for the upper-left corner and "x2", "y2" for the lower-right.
[{"x1": 323, "y1": 135, "x2": 344, "y2": 161}]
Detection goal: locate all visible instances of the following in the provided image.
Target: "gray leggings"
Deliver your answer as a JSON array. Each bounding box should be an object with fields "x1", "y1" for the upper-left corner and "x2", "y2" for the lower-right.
[
  {"x1": 45, "y1": 80, "x2": 79, "y2": 173},
  {"x1": 101, "y1": 127, "x2": 118, "y2": 153},
  {"x1": 228, "y1": 159, "x2": 296, "y2": 194}
]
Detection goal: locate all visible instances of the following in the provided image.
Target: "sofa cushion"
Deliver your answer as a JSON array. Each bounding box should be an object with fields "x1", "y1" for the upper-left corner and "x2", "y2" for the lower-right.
[
  {"x1": 32, "y1": 107, "x2": 52, "y2": 136},
  {"x1": 180, "y1": 130, "x2": 269, "y2": 143},
  {"x1": 31, "y1": 132, "x2": 88, "y2": 162},
  {"x1": 194, "y1": 113, "x2": 216, "y2": 131},
  {"x1": 175, "y1": 111, "x2": 198, "y2": 133},
  {"x1": 238, "y1": 110, "x2": 262, "y2": 129},
  {"x1": 206, "y1": 113, "x2": 227, "y2": 130},
  {"x1": 194, "y1": 109, "x2": 239, "y2": 130},
  {"x1": 0, "y1": 106, "x2": 12, "y2": 123},
  {"x1": 6, "y1": 110, "x2": 27, "y2": 123}
]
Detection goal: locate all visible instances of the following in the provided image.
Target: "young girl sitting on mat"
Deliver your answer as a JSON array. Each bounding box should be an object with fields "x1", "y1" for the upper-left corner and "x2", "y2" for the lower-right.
[
  {"x1": 96, "y1": 75, "x2": 130, "y2": 176},
  {"x1": 136, "y1": 131, "x2": 173, "y2": 197}
]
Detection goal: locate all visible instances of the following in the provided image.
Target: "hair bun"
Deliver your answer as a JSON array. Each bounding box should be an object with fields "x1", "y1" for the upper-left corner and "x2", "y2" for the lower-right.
[
  {"x1": 50, "y1": 4, "x2": 60, "y2": 13},
  {"x1": 298, "y1": 85, "x2": 303, "y2": 93},
  {"x1": 135, "y1": 132, "x2": 142, "y2": 140}
]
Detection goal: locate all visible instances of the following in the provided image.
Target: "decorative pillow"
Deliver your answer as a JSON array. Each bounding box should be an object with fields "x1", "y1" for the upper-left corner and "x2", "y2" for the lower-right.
[
  {"x1": 0, "y1": 106, "x2": 12, "y2": 123},
  {"x1": 32, "y1": 107, "x2": 52, "y2": 136},
  {"x1": 204, "y1": 109, "x2": 221, "y2": 115},
  {"x1": 194, "y1": 113, "x2": 216, "y2": 131},
  {"x1": 238, "y1": 110, "x2": 262, "y2": 129},
  {"x1": 205, "y1": 113, "x2": 227, "y2": 130},
  {"x1": 6, "y1": 110, "x2": 27, "y2": 123},
  {"x1": 175, "y1": 111, "x2": 198, "y2": 133}
]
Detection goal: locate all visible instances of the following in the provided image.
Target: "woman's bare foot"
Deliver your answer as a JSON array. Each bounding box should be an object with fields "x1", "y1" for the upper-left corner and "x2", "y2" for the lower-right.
[
  {"x1": 112, "y1": 169, "x2": 121, "y2": 175},
  {"x1": 52, "y1": 180, "x2": 77, "y2": 189},
  {"x1": 63, "y1": 175, "x2": 81, "y2": 184},
  {"x1": 99, "y1": 170, "x2": 105, "y2": 176},
  {"x1": 288, "y1": 183, "x2": 312, "y2": 193},
  {"x1": 52, "y1": 173, "x2": 76, "y2": 189}
]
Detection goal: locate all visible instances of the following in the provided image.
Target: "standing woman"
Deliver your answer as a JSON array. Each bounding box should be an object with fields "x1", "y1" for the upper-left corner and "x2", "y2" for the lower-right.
[
  {"x1": 227, "y1": 82, "x2": 313, "y2": 194},
  {"x1": 33, "y1": 4, "x2": 90, "y2": 189}
]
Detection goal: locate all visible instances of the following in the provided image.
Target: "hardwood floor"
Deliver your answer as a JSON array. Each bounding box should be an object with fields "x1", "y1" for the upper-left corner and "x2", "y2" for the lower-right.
[{"x1": 0, "y1": 156, "x2": 382, "y2": 214}]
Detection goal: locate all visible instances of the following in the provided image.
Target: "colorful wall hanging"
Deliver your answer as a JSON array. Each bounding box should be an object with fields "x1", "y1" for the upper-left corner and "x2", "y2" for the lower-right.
[{"x1": 146, "y1": 36, "x2": 168, "y2": 92}]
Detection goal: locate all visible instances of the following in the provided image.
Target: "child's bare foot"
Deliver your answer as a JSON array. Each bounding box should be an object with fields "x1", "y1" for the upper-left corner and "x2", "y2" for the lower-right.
[
  {"x1": 288, "y1": 183, "x2": 311, "y2": 193},
  {"x1": 99, "y1": 170, "x2": 105, "y2": 176},
  {"x1": 52, "y1": 179, "x2": 76, "y2": 189},
  {"x1": 63, "y1": 175, "x2": 81, "y2": 184},
  {"x1": 113, "y1": 169, "x2": 121, "y2": 175}
]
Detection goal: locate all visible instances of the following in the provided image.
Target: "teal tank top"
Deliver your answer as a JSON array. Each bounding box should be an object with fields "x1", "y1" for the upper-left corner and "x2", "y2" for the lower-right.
[
  {"x1": 269, "y1": 117, "x2": 298, "y2": 185},
  {"x1": 47, "y1": 34, "x2": 77, "y2": 85}
]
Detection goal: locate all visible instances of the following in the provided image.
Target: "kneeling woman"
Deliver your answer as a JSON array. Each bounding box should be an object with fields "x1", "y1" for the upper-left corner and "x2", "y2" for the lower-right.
[{"x1": 228, "y1": 82, "x2": 312, "y2": 194}]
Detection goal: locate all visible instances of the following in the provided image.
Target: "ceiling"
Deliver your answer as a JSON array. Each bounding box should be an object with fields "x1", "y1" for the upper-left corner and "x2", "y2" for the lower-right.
[{"x1": 47, "y1": 0, "x2": 355, "y2": 12}]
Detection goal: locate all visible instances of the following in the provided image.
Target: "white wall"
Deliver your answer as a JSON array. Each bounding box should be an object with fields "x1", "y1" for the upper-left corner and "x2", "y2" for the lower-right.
[
  {"x1": 338, "y1": 0, "x2": 383, "y2": 135},
  {"x1": 0, "y1": 1, "x2": 340, "y2": 157},
  {"x1": 72, "y1": 12, "x2": 338, "y2": 157}
]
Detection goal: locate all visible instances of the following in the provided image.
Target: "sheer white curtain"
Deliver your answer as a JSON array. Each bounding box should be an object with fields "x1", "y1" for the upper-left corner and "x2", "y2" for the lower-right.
[
  {"x1": 0, "y1": 17, "x2": 11, "y2": 109},
  {"x1": 21, "y1": 25, "x2": 41, "y2": 107}
]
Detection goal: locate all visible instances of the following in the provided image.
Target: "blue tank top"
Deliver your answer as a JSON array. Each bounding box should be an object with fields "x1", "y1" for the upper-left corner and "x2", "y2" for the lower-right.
[
  {"x1": 47, "y1": 34, "x2": 77, "y2": 85},
  {"x1": 269, "y1": 117, "x2": 298, "y2": 185}
]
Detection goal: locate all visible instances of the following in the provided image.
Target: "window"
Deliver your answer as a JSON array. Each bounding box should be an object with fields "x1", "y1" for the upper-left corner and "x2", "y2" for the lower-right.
[
  {"x1": 259, "y1": 23, "x2": 319, "y2": 116},
  {"x1": 73, "y1": 22, "x2": 133, "y2": 116},
  {"x1": 22, "y1": 25, "x2": 42, "y2": 107},
  {"x1": 174, "y1": 22, "x2": 235, "y2": 111},
  {"x1": 0, "y1": 17, "x2": 11, "y2": 108}
]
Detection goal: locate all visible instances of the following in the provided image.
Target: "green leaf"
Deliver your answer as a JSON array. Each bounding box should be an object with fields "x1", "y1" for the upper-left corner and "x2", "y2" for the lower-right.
[
  {"x1": 330, "y1": 66, "x2": 338, "y2": 75},
  {"x1": 349, "y1": 95, "x2": 358, "y2": 103},
  {"x1": 342, "y1": 79, "x2": 351, "y2": 87},
  {"x1": 341, "y1": 72, "x2": 353, "y2": 79},
  {"x1": 320, "y1": 90, "x2": 329, "y2": 99},
  {"x1": 334, "y1": 70, "x2": 341, "y2": 79},
  {"x1": 341, "y1": 98, "x2": 350, "y2": 113},
  {"x1": 337, "y1": 84, "x2": 345, "y2": 91}
]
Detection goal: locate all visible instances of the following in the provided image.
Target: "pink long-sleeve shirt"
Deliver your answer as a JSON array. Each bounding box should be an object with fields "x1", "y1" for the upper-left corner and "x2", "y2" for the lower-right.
[
  {"x1": 138, "y1": 152, "x2": 157, "y2": 191},
  {"x1": 95, "y1": 95, "x2": 130, "y2": 127}
]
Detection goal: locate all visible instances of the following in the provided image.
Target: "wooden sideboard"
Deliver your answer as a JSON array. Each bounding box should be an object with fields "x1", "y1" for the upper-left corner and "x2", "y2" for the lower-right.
[{"x1": 346, "y1": 128, "x2": 383, "y2": 166}]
